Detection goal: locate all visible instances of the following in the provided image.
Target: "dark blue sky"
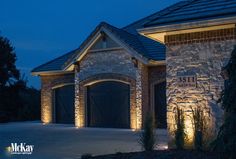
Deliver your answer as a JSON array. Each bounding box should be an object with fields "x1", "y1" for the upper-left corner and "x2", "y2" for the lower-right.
[{"x1": 1, "y1": 0, "x2": 180, "y2": 89}]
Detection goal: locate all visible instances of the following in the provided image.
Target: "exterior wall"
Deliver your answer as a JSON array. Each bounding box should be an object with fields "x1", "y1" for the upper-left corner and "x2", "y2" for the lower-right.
[
  {"x1": 75, "y1": 49, "x2": 146, "y2": 129},
  {"x1": 136, "y1": 62, "x2": 148, "y2": 128},
  {"x1": 79, "y1": 49, "x2": 137, "y2": 81},
  {"x1": 40, "y1": 73, "x2": 74, "y2": 124},
  {"x1": 166, "y1": 35, "x2": 236, "y2": 148},
  {"x1": 39, "y1": 48, "x2": 166, "y2": 129}
]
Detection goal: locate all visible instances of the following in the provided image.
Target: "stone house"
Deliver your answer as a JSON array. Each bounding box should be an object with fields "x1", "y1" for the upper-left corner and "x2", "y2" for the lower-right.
[
  {"x1": 32, "y1": 22, "x2": 167, "y2": 130},
  {"x1": 32, "y1": 0, "x2": 236, "y2": 147}
]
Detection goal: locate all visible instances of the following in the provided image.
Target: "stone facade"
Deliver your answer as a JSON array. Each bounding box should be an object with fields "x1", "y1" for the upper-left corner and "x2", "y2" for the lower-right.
[
  {"x1": 78, "y1": 49, "x2": 137, "y2": 81},
  {"x1": 166, "y1": 34, "x2": 236, "y2": 148},
  {"x1": 40, "y1": 48, "x2": 166, "y2": 130},
  {"x1": 75, "y1": 49, "x2": 144, "y2": 129},
  {"x1": 40, "y1": 73, "x2": 74, "y2": 123}
]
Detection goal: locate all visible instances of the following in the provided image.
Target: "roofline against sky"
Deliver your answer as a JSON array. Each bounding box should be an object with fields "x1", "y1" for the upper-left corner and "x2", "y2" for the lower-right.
[
  {"x1": 63, "y1": 25, "x2": 150, "y2": 71},
  {"x1": 138, "y1": 16, "x2": 236, "y2": 35},
  {"x1": 31, "y1": 70, "x2": 74, "y2": 76}
]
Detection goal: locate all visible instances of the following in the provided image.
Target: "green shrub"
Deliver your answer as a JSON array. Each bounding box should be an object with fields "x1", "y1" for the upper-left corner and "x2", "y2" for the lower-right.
[
  {"x1": 139, "y1": 113, "x2": 156, "y2": 151},
  {"x1": 174, "y1": 107, "x2": 186, "y2": 149},
  {"x1": 213, "y1": 46, "x2": 236, "y2": 159},
  {"x1": 191, "y1": 107, "x2": 205, "y2": 150}
]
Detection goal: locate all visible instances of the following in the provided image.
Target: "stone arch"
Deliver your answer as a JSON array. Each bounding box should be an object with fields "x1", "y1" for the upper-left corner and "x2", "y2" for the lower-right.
[{"x1": 75, "y1": 73, "x2": 137, "y2": 129}]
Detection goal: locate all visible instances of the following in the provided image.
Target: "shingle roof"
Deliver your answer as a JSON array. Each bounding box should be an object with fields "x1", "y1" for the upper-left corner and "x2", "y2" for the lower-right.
[
  {"x1": 32, "y1": 1, "x2": 189, "y2": 74},
  {"x1": 123, "y1": 0, "x2": 189, "y2": 33},
  {"x1": 32, "y1": 0, "x2": 236, "y2": 74},
  {"x1": 145, "y1": 0, "x2": 236, "y2": 27},
  {"x1": 32, "y1": 21, "x2": 166, "y2": 74},
  {"x1": 102, "y1": 22, "x2": 165, "y2": 60},
  {"x1": 31, "y1": 49, "x2": 77, "y2": 73}
]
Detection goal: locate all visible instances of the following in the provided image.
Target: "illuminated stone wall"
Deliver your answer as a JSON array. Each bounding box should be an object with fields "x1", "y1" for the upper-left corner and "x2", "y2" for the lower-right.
[
  {"x1": 135, "y1": 63, "x2": 143, "y2": 129},
  {"x1": 40, "y1": 74, "x2": 74, "y2": 124},
  {"x1": 40, "y1": 49, "x2": 165, "y2": 129},
  {"x1": 136, "y1": 62, "x2": 150, "y2": 128},
  {"x1": 74, "y1": 49, "x2": 141, "y2": 129},
  {"x1": 166, "y1": 38, "x2": 236, "y2": 148},
  {"x1": 78, "y1": 49, "x2": 137, "y2": 81}
]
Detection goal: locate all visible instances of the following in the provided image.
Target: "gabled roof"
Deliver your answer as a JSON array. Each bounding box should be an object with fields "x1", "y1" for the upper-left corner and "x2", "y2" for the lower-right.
[
  {"x1": 63, "y1": 22, "x2": 151, "y2": 71},
  {"x1": 144, "y1": 0, "x2": 236, "y2": 27},
  {"x1": 32, "y1": 1, "x2": 189, "y2": 74},
  {"x1": 32, "y1": 0, "x2": 236, "y2": 74},
  {"x1": 32, "y1": 22, "x2": 166, "y2": 74},
  {"x1": 100, "y1": 22, "x2": 165, "y2": 61}
]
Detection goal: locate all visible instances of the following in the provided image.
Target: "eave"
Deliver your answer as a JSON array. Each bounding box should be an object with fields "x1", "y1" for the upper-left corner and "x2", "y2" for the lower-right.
[
  {"x1": 31, "y1": 70, "x2": 74, "y2": 76},
  {"x1": 138, "y1": 16, "x2": 236, "y2": 43}
]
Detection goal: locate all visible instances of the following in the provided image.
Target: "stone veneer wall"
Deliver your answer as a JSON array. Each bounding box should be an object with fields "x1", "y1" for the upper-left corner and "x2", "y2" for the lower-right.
[
  {"x1": 166, "y1": 38, "x2": 236, "y2": 148},
  {"x1": 41, "y1": 73, "x2": 74, "y2": 123},
  {"x1": 39, "y1": 49, "x2": 166, "y2": 129},
  {"x1": 74, "y1": 49, "x2": 149, "y2": 129},
  {"x1": 136, "y1": 62, "x2": 149, "y2": 128}
]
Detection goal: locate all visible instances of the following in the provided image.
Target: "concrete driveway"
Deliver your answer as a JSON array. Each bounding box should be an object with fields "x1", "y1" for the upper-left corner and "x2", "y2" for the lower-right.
[{"x1": 0, "y1": 121, "x2": 167, "y2": 159}]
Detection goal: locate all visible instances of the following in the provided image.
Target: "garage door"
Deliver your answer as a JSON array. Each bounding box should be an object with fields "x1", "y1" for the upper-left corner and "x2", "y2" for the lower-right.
[
  {"x1": 154, "y1": 81, "x2": 167, "y2": 128},
  {"x1": 54, "y1": 85, "x2": 75, "y2": 124},
  {"x1": 87, "y1": 81, "x2": 130, "y2": 128}
]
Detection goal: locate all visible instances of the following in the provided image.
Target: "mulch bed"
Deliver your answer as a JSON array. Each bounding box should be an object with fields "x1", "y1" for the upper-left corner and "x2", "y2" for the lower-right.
[{"x1": 85, "y1": 150, "x2": 220, "y2": 159}]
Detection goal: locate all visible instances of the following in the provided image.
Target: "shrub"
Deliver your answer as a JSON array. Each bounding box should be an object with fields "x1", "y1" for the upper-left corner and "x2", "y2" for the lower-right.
[
  {"x1": 174, "y1": 106, "x2": 186, "y2": 149},
  {"x1": 139, "y1": 113, "x2": 156, "y2": 151},
  {"x1": 191, "y1": 107, "x2": 205, "y2": 150},
  {"x1": 213, "y1": 46, "x2": 236, "y2": 159}
]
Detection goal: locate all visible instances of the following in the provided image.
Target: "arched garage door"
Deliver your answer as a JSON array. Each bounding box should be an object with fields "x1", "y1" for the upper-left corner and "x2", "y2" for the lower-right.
[
  {"x1": 54, "y1": 85, "x2": 75, "y2": 124},
  {"x1": 87, "y1": 81, "x2": 130, "y2": 128}
]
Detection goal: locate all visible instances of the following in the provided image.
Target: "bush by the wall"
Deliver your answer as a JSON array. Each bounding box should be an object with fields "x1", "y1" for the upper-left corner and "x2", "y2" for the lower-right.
[
  {"x1": 139, "y1": 113, "x2": 156, "y2": 151},
  {"x1": 174, "y1": 107, "x2": 186, "y2": 149},
  {"x1": 191, "y1": 107, "x2": 205, "y2": 150}
]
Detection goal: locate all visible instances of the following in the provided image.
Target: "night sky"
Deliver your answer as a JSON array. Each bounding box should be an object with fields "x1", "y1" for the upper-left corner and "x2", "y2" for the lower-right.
[{"x1": 1, "y1": 0, "x2": 180, "y2": 89}]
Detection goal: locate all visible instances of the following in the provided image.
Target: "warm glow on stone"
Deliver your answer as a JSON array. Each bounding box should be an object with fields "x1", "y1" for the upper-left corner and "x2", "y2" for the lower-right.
[
  {"x1": 135, "y1": 63, "x2": 143, "y2": 130},
  {"x1": 41, "y1": 103, "x2": 52, "y2": 124},
  {"x1": 184, "y1": 113, "x2": 194, "y2": 145},
  {"x1": 75, "y1": 72, "x2": 85, "y2": 128}
]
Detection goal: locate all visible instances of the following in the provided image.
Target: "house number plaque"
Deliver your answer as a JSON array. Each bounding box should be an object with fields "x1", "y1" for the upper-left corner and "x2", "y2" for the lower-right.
[{"x1": 177, "y1": 75, "x2": 197, "y2": 88}]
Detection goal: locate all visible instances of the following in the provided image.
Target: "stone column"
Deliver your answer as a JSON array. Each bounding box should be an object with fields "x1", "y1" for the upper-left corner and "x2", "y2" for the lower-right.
[
  {"x1": 41, "y1": 77, "x2": 53, "y2": 124},
  {"x1": 135, "y1": 62, "x2": 144, "y2": 129},
  {"x1": 74, "y1": 68, "x2": 85, "y2": 127}
]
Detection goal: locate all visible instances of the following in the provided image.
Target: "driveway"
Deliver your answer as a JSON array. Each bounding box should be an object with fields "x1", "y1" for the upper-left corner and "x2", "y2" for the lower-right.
[{"x1": 0, "y1": 121, "x2": 167, "y2": 159}]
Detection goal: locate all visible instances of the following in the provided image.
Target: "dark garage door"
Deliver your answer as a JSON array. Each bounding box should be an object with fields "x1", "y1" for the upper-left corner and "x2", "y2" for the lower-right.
[
  {"x1": 87, "y1": 81, "x2": 130, "y2": 128},
  {"x1": 54, "y1": 85, "x2": 75, "y2": 124},
  {"x1": 154, "y1": 81, "x2": 167, "y2": 128}
]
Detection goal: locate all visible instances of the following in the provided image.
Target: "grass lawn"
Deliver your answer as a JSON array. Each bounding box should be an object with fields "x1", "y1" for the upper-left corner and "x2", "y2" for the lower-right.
[{"x1": 85, "y1": 150, "x2": 220, "y2": 159}]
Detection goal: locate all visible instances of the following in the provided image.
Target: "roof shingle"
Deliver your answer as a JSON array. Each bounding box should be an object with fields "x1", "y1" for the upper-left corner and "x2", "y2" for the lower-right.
[
  {"x1": 32, "y1": 0, "x2": 236, "y2": 74},
  {"x1": 31, "y1": 49, "x2": 77, "y2": 73},
  {"x1": 145, "y1": 0, "x2": 236, "y2": 27}
]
